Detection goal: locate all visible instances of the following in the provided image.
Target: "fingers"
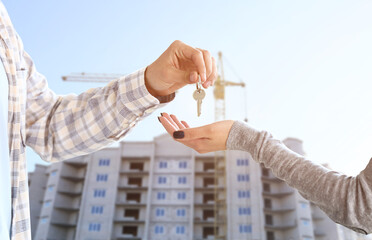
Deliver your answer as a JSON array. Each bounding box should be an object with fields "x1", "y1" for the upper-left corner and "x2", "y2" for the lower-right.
[
  {"x1": 160, "y1": 113, "x2": 178, "y2": 130},
  {"x1": 174, "y1": 41, "x2": 207, "y2": 83},
  {"x1": 197, "y1": 48, "x2": 212, "y2": 88},
  {"x1": 158, "y1": 116, "x2": 177, "y2": 136},
  {"x1": 170, "y1": 114, "x2": 187, "y2": 129},
  {"x1": 173, "y1": 125, "x2": 209, "y2": 141},
  {"x1": 209, "y1": 57, "x2": 217, "y2": 86},
  {"x1": 181, "y1": 120, "x2": 190, "y2": 128}
]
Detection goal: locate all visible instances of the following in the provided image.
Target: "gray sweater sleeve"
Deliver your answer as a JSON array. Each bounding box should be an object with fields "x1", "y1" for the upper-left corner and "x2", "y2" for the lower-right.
[{"x1": 226, "y1": 121, "x2": 372, "y2": 234}]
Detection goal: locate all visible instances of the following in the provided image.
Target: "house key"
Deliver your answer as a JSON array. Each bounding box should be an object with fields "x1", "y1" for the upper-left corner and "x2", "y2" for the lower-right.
[{"x1": 193, "y1": 77, "x2": 206, "y2": 117}]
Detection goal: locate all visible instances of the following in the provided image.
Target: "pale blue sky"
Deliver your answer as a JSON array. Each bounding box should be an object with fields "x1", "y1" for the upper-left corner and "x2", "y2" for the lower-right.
[{"x1": 4, "y1": 0, "x2": 372, "y2": 176}]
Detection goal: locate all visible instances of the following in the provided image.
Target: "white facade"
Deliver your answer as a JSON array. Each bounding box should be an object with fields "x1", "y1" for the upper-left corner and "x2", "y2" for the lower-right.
[{"x1": 28, "y1": 134, "x2": 371, "y2": 240}]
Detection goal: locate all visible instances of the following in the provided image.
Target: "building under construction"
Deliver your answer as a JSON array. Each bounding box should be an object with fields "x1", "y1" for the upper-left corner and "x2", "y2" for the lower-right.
[{"x1": 28, "y1": 134, "x2": 364, "y2": 240}]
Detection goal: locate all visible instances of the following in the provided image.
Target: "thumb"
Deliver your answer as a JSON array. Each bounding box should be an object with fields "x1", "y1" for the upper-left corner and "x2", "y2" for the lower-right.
[
  {"x1": 173, "y1": 126, "x2": 208, "y2": 140},
  {"x1": 170, "y1": 68, "x2": 199, "y2": 84}
]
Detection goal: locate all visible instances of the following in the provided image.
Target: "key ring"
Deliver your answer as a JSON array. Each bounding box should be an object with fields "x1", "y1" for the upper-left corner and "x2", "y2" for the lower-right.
[{"x1": 196, "y1": 75, "x2": 202, "y2": 90}]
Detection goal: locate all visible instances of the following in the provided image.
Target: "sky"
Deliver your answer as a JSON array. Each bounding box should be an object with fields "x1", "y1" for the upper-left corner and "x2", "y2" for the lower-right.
[{"x1": 3, "y1": 0, "x2": 372, "y2": 176}]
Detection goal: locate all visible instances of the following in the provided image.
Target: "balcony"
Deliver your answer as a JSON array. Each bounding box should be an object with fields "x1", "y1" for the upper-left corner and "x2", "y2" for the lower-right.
[
  {"x1": 51, "y1": 220, "x2": 77, "y2": 228},
  {"x1": 116, "y1": 201, "x2": 146, "y2": 207},
  {"x1": 60, "y1": 173, "x2": 85, "y2": 182},
  {"x1": 262, "y1": 190, "x2": 294, "y2": 198},
  {"x1": 114, "y1": 218, "x2": 145, "y2": 224},
  {"x1": 264, "y1": 220, "x2": 297, "y2": 231},
  {"x1": 314, "y1": 230, "x2": 326, "y2": 236},
  {"x1": 261, "y1": 175, "x2": 283, "y2": 183},
  {"x1": 263, "y1": 207, "x2": 295, "y2": 214},
  {"x1": 57, "y1": 190, "x2": 82, "y2": 197},
  {"x1": 54, "y1": 204, "x2": 80, "y2": 212}
]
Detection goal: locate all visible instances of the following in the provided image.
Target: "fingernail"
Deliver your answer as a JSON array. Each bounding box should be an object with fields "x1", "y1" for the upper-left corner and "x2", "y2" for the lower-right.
[
  {"x1": 158, "y1": 117, "x2": 161, "y2": 123},
  {"x1": 203, "y1": 73, "x2": 207, "y2": 82},
  {"x1": 173, "y1": 131, "x2": 184, "y2": 139},
  {"x1": 160, "y1": 113, "x2": 164, "y2": 116},
  {"x1": 205, "y1": 81, "x2": 211, "y2": 88}
]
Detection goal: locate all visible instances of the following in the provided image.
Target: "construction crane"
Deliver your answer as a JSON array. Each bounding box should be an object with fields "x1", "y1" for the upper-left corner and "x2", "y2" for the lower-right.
[
  {"x1": 213, "y1": 51, "x2": 246, "y2": 240},
  {"x1": 62, "y1": 52, "x2": 247, "y2": 240}
]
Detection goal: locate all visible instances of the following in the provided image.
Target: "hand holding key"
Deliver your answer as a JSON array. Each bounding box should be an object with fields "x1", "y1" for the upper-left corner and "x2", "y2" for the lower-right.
[{"x1": 193, "y1": 76, "x2": 206, "y2": 117}]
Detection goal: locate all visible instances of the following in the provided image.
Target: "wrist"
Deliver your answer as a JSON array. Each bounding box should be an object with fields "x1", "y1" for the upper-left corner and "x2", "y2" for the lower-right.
[{"x1": 144, "y1": 66, "x2": 160, "y2": 97}]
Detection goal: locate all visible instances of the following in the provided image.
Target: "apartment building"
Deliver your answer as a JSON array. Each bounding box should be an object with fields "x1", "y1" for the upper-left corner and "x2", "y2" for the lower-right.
[{"x1": 29, "y1": 134, "x2": 369, "y2": 240}]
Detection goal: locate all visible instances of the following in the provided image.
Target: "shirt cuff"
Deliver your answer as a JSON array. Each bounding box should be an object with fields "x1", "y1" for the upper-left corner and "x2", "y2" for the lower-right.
[{"x1": 118, "y1": 68, "x2": 175, "y2": 117}]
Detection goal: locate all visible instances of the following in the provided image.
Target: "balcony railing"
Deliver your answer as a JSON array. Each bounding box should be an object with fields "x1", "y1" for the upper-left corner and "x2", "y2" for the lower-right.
[{"x1": 264, "y1": 220, "x2": 297, "y2": 231}]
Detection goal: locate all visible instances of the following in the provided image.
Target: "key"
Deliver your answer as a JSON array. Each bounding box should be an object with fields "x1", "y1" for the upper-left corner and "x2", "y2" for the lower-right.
[{"x1": 193, "y1": 78, "x2": 206, "y2": 117}]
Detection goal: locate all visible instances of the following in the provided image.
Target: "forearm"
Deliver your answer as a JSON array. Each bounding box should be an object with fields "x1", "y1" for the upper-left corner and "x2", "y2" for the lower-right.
[
  {"x1": 226, "y1": 121, "x2": 372, "y2": 234},
  {"x1": 26, "y1": 65, "x2": 173, "y2": 162}
]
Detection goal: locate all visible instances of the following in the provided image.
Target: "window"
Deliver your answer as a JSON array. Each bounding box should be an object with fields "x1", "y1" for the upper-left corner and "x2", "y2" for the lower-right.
[
  {"x1": 303, "y1": 238, "x2": 313, "y2": 240},
  {"x1": 300, "y1": 202, "x2": 308, "y2": 209},
  {"x1": 177, "y1": 208, "x2": 186, "y2": 217},
  {"x1": 89, "y1": 223, "x2": 101, "y2": 232},
  {"x1": 177, "y1": 192, "x2": 186, "y2": 200},
  {"x1": 157, "y1": 192, "x2": 166, "y2": 200},
  {"x1": 176, "y1": 226, "x2": 185, "y2": 234},
  {"x1": 263, "y1": 183, "x2": 271, "y2": 192},
  {"x1": 239, "y1": 224, "x2": 252, "y2": 233},
  {"x1": 156, "y1": 208, "x2": 165, "y2": 217},
  {"x1": 238, "y1": 190, "x2": 250, "y2": 198},
  {"x1": 158, "y1": 176, "x2": 167, "y2": 184},
  {"x1": 47, "y1": 186, "x2": 54, "y2": 192},
  {"x1": 264, "y1": 199, "x2": 272, "y2": 209},
  {"x1": 159, "y1": 161, "x2": 168, "y2": 168},
  {"x1": 99, "y1": 159, "x2": 110, "y2": 166},
  {"x1": 93, "y1": 189, "x2": 106, "y2": 198},
  {"x1": 267, "y1": 231, "x2": 275, "y2": 240},
  {"x1": 91, "y1": 206, "x2": 104, "y2": 214},
  {"x1": 238, "y1": 207, "x2": 251, "y2": 215},
  {"x1": 44, "y1": 201, "x2": 51, "y2": 207},
  {"x1": 262, "y1": 168, "x2": 270, "y2": 177},
  {"x1": 40, "y1": 217, "x2": 48, "y2": 224},
  {"x1": 50, "y1": 170, "x2": 57, "y2": 176},
  {"x1": 237, "y1": 159, "x2": 249, "y2": 166},
  {"x1": 155, "y1": 225, "x2": 164, "y2": 234},
  {"x1": 265, "y1": 215, "x2": 273, "y2": 225},
  {"x1": 302, "y1": 219, "x2": 310, "y2": 226},
  {"x1": 178, "y1": 176, "x2": 187, "y2": 184},
  {"x1": 96, "y1": 174, "x2": 108, "y2": 182},
  {"x1": 179, "y1": 161, "x2": 187, "y2": 168},
  {"x1": 237, "y1": 174, "x2": 250, "y2": 182}
]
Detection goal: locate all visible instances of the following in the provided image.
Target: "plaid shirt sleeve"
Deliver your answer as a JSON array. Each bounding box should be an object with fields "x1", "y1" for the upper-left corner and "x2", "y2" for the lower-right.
[{"x1": 23, "y1": 50, "x2": 174, "y2": 162}]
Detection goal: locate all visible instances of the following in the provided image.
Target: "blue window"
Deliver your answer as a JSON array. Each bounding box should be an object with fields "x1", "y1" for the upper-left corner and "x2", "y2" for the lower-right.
[
  {"x1": 99, "y1": 159, "x2": 110, "y2": 166},
  {"x1": 158, "y1": 176, "x2": 167, "y2": 184},
  {"x1": 159, "y1": 161, "x2": 168, "y2": 168},
  {"x1": 177, "y1": 208, "x2": 186, "y2": 217},
  {"x1": 47, "y1": 186, "x2": 54, "y2": 192},
  {"x1": 237, "y1": 159, "x2": 249, "y2": 166},
  {"x1": 156, "y1": 208, "x2": 165, "y2": 217},
  {"x1": 40, "y1": 217, "x2": 48, "y2": 224},
  {"x1": 302, "y1": 219, "x2": 310, "y2": 226},
  {"x1": 239, "y1": 224, "x2": 252, "y2": 233},
  {"x1": 238, "y1": 190, "x2": 250, "y2": 198},
  {"x1": 93, "y1": 189, "x2": 106, "y2": 198},
  {"x1": 89, "y1": 223, "x2": 101, "y2": 232},
  {"x1": 155, "y1": 225, "x2": 164, "y2": 234},
  {"x1": 44, "y1": 201, "x2": 51, "y2": 207},
  {"x1": 237, "y1": 174, "x2": 250, "y2": 182},
  {"x1": 179, "y1": 161, "x2": 187, "y2": 168},
  {"x1": 50, "y1": 170, "x2": 57, "y2": 176},
  {"x1": 91, "y1": 206, "x2": 104, "y2": 214},
  {"x1": 177, "y1": 192, "x2": 186, "y2": 200},
  {"x1": 176, "y1": 226, "x2": 185, "y2": 234},
  {"x1": 96, "y1": 174, "x2": 108, "y2": 182},
  {"x1": 178, "y1": 176, "x2": 187, "y2": 184},
  {"x1": 157, "y1": 192, "x2": 166, "y2": 200},
  {"x1": 301, "y1": 202, "x2": 308, "y2": 209},
  {"x1": 238, "y1": 207, "x2": 251, "y2": 215}
]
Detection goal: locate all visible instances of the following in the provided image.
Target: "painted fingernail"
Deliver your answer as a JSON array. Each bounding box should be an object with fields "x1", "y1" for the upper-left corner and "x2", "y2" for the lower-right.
[
  {"x1": 160, "y1": 113, "x2": 164, "y2": 116},
  {"x1": 173, "y1": 131, "x2": 184, "y2": 139},
  {"x1": 158, "y1": 117, "x2": 161, "y2": 123}
]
